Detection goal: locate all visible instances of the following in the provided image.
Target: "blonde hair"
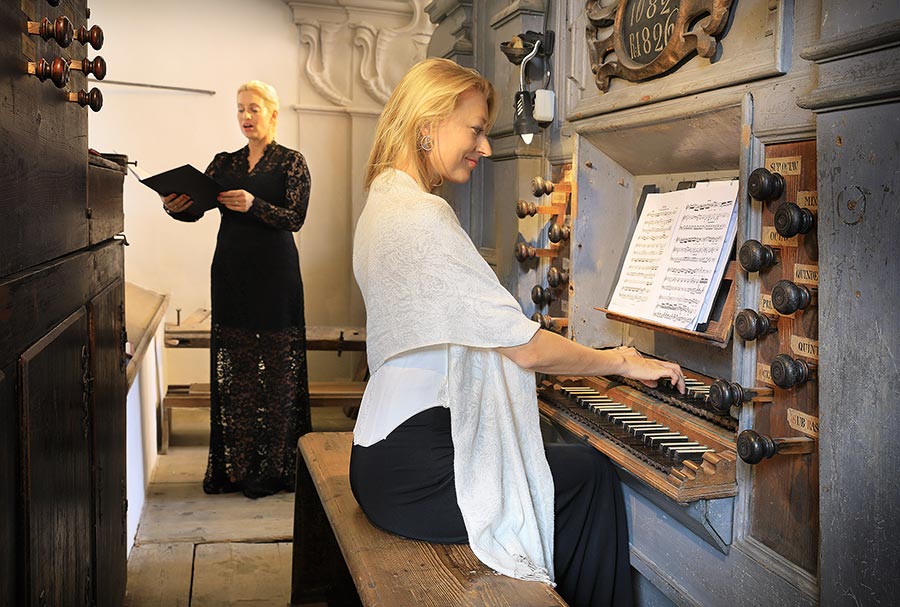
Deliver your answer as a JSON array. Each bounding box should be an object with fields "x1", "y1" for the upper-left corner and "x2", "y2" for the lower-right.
[
  {"x1": 238, "y1": 80, "x2": 280, "y2": 137},
  {"x1": 365, "y1": 58, "x2": 497, "y2": 190}
]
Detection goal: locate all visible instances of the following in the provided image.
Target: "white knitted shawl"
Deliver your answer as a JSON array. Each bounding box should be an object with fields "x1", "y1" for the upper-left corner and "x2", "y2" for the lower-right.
[{"x1": 353, "y1": 169, "x2": 555, "y2": 584}]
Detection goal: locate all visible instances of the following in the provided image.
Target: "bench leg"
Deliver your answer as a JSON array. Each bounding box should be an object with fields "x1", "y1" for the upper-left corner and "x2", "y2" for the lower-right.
[
  {"x1": 291, "y1": 444, "x2": 355, "y2": 606},
  {"x1": 159, "y1": 402, "x2": 169, "y2": 454}
]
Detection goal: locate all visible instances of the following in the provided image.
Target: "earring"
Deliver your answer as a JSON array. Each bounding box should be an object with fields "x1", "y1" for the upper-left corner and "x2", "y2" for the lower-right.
[{"x1": 418, "y1": 134, "x2": 433, "y2": 152}]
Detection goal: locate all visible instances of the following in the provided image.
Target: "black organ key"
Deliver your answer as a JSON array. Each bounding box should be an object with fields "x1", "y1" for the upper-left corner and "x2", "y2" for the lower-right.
[
  {"x1": 632, "y1": 425, "x2": 668, "y2": 438},
  {"x1": 645, "y1": 432, "x2": 683, "y2": 447},
  {"x1": 659, "y1": 441, "x2": 699, "y2": 455},
  {"x1": 672, "y1": 447, "x2": 711, "y2": 462}
]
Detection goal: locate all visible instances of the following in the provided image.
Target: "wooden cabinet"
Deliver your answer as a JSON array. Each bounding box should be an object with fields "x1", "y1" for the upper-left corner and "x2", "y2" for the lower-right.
[{"x1": 0, "y1": 0, "x2": 125, "y2": 605}]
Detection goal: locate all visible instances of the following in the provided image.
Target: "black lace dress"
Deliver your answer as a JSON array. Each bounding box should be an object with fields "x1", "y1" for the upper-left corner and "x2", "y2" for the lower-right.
[{"x1": 168, "y1": 141, "x2": 312, "y2": 497}]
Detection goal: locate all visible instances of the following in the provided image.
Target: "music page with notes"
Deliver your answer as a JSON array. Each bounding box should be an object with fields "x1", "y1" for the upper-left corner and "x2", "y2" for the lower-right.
[{"x1": 607, "y1": 180, "x2": 738, "y2": 330}]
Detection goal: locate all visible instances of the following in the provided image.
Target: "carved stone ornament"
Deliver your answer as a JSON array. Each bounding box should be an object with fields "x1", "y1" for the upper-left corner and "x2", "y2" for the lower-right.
[{"x1": 585, "y1": 0, "x2": 734, "y2": 92}]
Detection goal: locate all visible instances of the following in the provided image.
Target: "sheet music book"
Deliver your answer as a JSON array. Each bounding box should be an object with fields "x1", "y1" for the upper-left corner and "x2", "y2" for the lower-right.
[
  {"x1": 132, "y1": 164, "x2": 224, "y2": 218},
  {"x1": 607, "y1": 179, "x2": 739, "y2": 330}
]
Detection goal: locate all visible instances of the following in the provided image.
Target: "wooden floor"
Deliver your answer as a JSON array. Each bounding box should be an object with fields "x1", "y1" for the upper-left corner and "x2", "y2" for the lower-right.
[{"x1": 125, "y1": 407, "x2": 356, "y2": 607}]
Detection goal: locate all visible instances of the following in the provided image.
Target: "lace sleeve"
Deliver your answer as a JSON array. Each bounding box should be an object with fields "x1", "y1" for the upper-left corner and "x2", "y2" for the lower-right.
[{"x1": 248, "y1": 150, "x2": 310, "y2": 232}]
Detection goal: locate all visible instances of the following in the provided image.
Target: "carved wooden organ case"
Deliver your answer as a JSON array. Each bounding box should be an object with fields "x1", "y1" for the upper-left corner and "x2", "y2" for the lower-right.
[{"x1": 1, "y1": 1, "x2": 124, "y2": 606}]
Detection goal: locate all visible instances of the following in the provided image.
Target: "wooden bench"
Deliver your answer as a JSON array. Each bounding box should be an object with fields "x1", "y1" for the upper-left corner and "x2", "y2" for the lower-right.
[
  {"x1": 160, "y1": 381, "x2": 367, "y2": 453},
  {"x1": 290, "y1": 432, "x2": 568, "y2": 607}
]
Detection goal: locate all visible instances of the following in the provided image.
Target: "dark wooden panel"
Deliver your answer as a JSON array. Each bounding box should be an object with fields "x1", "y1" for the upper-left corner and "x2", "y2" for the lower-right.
[
  {"x1": 817, "y1": 101, "x2": 900, "y2": 607},
  {"x1": 89, "y1": 279, "x2": 126, "y2": 607},
  {"x1": 88, "y1": 160, "x2": 125, "y2": 245},
  {"x1": 0, "y1": 241, "x2": 123, "y2": 371},
  {"x1": 0, "y1": 362, "x2": 21, "y2": 607},
  {"x1": 0, "y1": 249, "x2": 92, "y2": 370},
  {"x1": 20, "y1": 308, "x2": 93, "y2": 607},
  {"x1": 0, "y1": 0, "x2": 89, "y2": 277},
  {"x1": 750, "y1": 140, "x2": 819, "y2": 574}
]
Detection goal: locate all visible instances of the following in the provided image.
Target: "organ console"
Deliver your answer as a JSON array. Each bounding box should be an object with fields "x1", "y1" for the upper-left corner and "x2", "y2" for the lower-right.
[
  {"x1": 547, "y1": 223, "x2": 570, "y2": 243},
  {"x1": 27, "y1": 56, "x2": 69, "y2": 88},
  {"x1": 774, "y1": 202, "x2": 815, "y2": 237},
  {"x1": 67, "y1": 87, "x2": 103, "y2": 112},
  {"x1": 737, "y1": 430, "x2": 815, "y2": 465},
  {"x1": 547, "y1": 266, "x2": 568, "y2": 287},
  {"x1": 70, "y1": 56, "x2": 106, "y2": 80},
  {"x1": 27, "y1": 16, "x2": 73, "y2": 47},
  {"x1": 739, "y1": 239, "x2": 780, "y2": 272},
  {"x1": 735, "y1": 308, "x2": 778, "y2": 341},
  {"x1": 771, "y1": 280, "x2": 817, "y2": 315},
  {"x1": 770, "y1": 354, "x2": 817, "y2": 389},
  {"x1": 747, "y1": 167, "x2": 785, "y2": 202},
  {"x1": 74, "y1": 24, "x2": 104, "y2": 50}
]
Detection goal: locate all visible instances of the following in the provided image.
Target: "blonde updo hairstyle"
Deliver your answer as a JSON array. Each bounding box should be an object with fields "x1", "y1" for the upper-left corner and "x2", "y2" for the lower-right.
[
  {"x1": 238, "y1": 80, "x2": 280, "y2": 138},
  {"x1": 365, "y1": 58, "x2": 497, "y2": 190}
]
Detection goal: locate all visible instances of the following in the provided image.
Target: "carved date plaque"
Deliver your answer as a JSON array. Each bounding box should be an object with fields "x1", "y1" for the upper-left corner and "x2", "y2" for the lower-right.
[{"x1": 586, "y1": 0, "x2": 734, "y2": 92}]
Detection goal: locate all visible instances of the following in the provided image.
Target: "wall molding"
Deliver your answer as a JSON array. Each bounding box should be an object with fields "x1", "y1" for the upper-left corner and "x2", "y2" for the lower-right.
[{"x1": 800, "y1": 19, "x2": 900, "y2": 64}]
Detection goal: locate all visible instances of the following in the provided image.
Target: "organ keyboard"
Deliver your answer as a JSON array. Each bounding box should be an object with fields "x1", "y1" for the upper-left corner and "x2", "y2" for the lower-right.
[{"x1": 538, "y1": 373, "x2": 737, "y2": 503}]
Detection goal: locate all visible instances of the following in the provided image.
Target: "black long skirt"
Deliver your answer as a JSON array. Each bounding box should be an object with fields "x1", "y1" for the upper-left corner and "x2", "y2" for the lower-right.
[{"x1": 349, "y1": 407, "x2": 633, "y2": 607}]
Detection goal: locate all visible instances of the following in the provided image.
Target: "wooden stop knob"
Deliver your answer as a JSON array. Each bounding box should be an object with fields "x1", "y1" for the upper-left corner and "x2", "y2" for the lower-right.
[
  {"x1": 75, "y1": 25, "x2": 104, "y2": 50},
  {"x1": 68, "y1": 87, "x2": 103, "y2": 112}
]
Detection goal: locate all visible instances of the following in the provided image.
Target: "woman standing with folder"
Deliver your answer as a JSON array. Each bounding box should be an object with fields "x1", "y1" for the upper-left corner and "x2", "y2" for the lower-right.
[{"x1": 162, "y1": 80, "x2": 311, "y2": 499}]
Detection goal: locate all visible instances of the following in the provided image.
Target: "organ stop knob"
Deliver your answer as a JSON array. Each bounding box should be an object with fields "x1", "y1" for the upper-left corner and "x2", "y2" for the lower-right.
[
  {"x1": 548, "y1": 224, "x2": 570, "y2": 243},
  {"x1": 515, "y1": 243, "x2": 556, "y2": 262},
  {"x1": 531, "y1": 313, "x2": 568, "y2": 331},
  {"x1": 708, "y1": 379, "x2": 773, "y2": 414},
  {"x1": 771, "y1": 280, "x2": 816, "y2": 315},
  {"x1": 532, "y1": 176, "x2": 554, "y2": 197},
  {"x1": 737, "y1": 430, "x2": 815, "y2": 465},
  {"x1": 71, "y1": 56, "x2": 107, "y2": 80},
  {"x1": 739, "y1": 239, "x2": 779, "y2": 272},
  {"x1": 547, "y1": 267, "x2": 569, "y2": 288},
  {"x1": 516, "y1": 200, "x2": 539, "y2": 218},
  {"x1": 27, "y1": 16, "x2": 74, "y2": 48},
  {"x1": 29, "y1": 57, "x2": 70, "y2": 88},
  {"x1": 774, "y1": 202, "x2": 815, "y2": 237},
  {"x1": 531, "y1": 285, "x2": 556, "y2": 308},
  {"x1": 748, "y1": 167, "x2": 785, "y2": 202},
  {"x1": 68, "y1": 88, "x2": 103, "y2": 112},
  {"x1": 75, "y1": 25, "x2": 104, "y2": 50},
  {"x1": 770, "y1": 354, "x2": 817, "y2": 389},
  {"x1": 735, "y1": 309, "x2": 777, "y2": 341}
]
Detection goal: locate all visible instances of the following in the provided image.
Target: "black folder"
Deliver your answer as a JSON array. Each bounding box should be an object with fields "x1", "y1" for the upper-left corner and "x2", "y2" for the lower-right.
[{"x1": 137, "y1": 164, "x2": 224, "y2": 218}]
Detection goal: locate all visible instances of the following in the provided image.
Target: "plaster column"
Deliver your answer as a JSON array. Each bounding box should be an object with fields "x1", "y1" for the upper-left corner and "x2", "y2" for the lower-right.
[{"x1": 284, "y1": 0, "x2": 435, "y2": 378}]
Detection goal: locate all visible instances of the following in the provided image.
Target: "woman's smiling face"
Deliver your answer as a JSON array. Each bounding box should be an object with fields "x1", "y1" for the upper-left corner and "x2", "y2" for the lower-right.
[{"x1": 427, "y1": 88, "x2": 492, "y2": 184}]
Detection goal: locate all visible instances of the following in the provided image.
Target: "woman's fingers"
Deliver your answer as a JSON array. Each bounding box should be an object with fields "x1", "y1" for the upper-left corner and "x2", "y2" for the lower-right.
[{"x1": 163, "y1": 193, "x2": 193, "y2": 212}]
